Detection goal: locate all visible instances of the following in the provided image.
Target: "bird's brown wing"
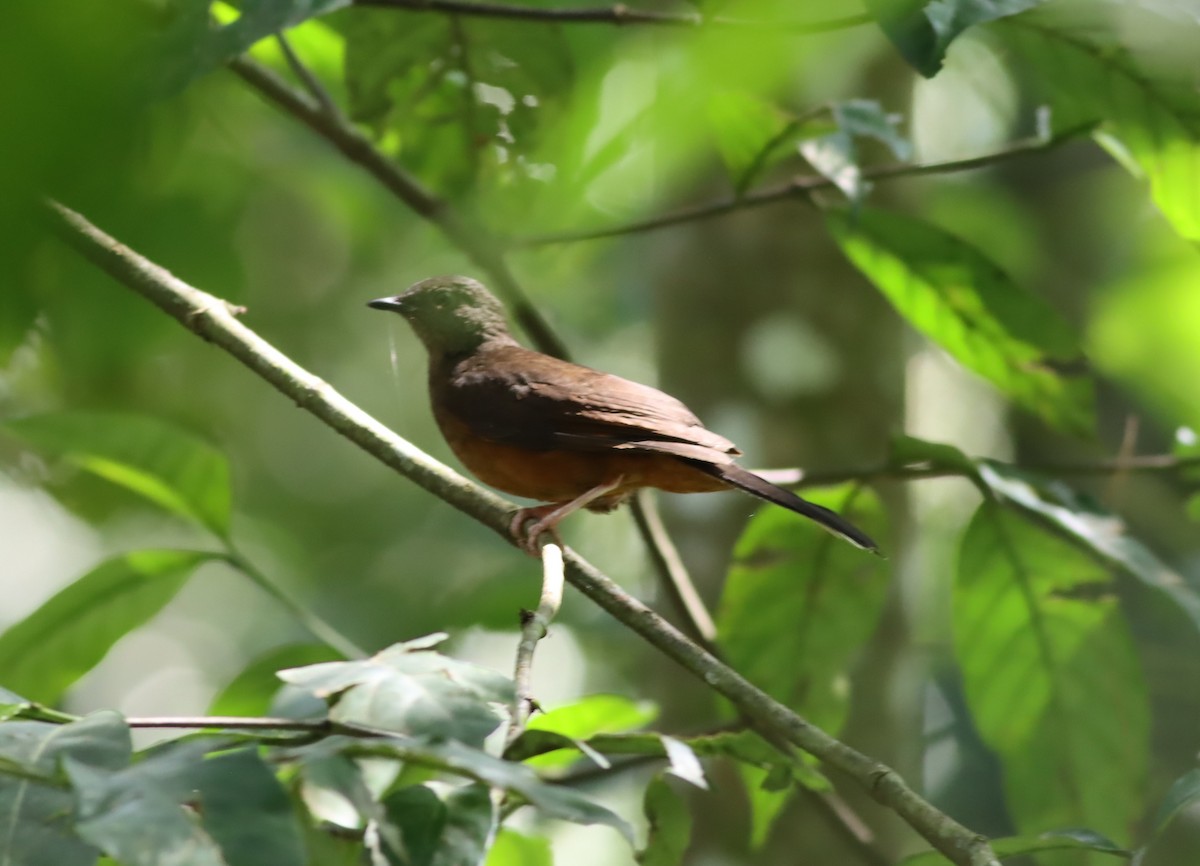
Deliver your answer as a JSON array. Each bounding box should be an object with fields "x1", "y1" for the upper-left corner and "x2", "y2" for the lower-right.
[{"x1": 438, "y1": 344, "x2": 740, "y2": 463}]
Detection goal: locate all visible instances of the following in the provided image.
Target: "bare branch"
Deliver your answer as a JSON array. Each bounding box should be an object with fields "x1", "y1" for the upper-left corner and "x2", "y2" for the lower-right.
[
  {"x1": 47, "y1": 201, "x2": 998, "y2": 866},
  {"x1": 516, "y1": 125, "x2": 1094, "y2": 247},
  {"x1": 505, "y1": 542, "x2": 566, "y2": 748},
  {"x1": 353, "y1": 0, "x2": 871, "y2": 32},
  {"x1": 274, "y1": 33, "x2": 341, "y2": 120}
]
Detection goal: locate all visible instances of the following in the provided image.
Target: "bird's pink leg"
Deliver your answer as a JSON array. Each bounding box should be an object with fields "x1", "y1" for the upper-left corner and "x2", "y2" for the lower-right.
[{"x1": 511, "y1": 476, "x2": 625, "y2": 554}]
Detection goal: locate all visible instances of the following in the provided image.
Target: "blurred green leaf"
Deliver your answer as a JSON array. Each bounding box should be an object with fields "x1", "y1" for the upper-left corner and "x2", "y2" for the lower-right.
[
  {"x1": 484, "y1": 829, "x2": 551, "y2": 866},
  {"x1": 1001, "y1": 12, "x2": 1200, "y2": 241},
  {"x1": 279, "y1": 634, "x2": 513, "y2": 747},
  {"x1": 639, "y1": 776, "x2": 691, "y2": 866},
  {"x1": 67, "y1": 738, "x2": 233, "y2": 866},
  {"x1": 955, "y1": 502, "x2": 1147, "y2": 842},
  {"x1": 4, "y1": 411, "x2": 233, "y2": 538},
  {"x1": 707, "y1": 91, "x2": 796, "y2": 194},
  {"x1": 515, "y1": 693, "x2": 657, "y2": 768},
  {"x1": 192, "y1": 748, "x2": 306, "y2": 866},
  {"x1": 0, "y1": 550, "x2": 219, "y2": 704},
  {"x1": 158, "y1": 0, "x2": 350, "y2": 94},
  {"x1": 900, "y1": 827, "x2": 1129, "y2": 864},
  {"x1": 0, "y1": 712, "x2": 130, "y2": 866},
  {"x1": 827, "y1": 208, "x2": 1094, "y2": 434},
  {"x1": 978, "y1": 462, "x2": 1200, "y2": 633},
  {"x1": 800, "y1": 100, "x2": 910, "y2": 203},
  {"x1": 379, "y1": 783, "x2": 496, "y2": 866},
  {"x1": 0, "y1": 287, "x2": 38, "y2": 367},
  {"x1": 1150, "y1": 768, "x2": 1200, "y2": 838},
  {"x1": 889, "y1": 434, "x2": 979, "y2": 477},
  {"x1": 313, "y1": 734, "x2": 633, "y2": 842},
  {"x1": 717, "y1": 485, "x2": 889, "y2": 733},
  {"x1": 208, "y1": 644, "x2": 344, "y2": 717},
  {"x1": 865, "y1": 0, "x2": 1046, "y2": 76}
]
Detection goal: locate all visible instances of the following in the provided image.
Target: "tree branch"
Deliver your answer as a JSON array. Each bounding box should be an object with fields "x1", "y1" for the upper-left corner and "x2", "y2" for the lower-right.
[
  {"x1": 46, "y1": 202, "x2": 998, "y2": 866},
  {"x1": 505, "y1": 542, "x2": 565, "y2": 749},
  {"x1": 515, "y1": 125, "x2": 1094, "y2": 247},
  {"x1": 352, "y1": 0, "x2": 871, "y2": 32}
]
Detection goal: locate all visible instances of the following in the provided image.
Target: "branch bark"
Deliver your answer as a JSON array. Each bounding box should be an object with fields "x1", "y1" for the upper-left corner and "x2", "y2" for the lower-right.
[
  {"x1": 46, "y1": 201, "x2": 998, "y2": 866},
  {"x1": 505, "y1": 542, "x2": 565, "y2": 749}
]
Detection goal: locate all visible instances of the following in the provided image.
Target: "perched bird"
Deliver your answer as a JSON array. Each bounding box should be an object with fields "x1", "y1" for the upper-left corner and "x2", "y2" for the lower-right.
[{"x1": 369, "y1": 276, "x2": 879, "y2": 554}]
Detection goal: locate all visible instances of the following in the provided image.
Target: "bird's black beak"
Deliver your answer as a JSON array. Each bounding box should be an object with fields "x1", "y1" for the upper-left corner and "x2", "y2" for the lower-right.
[{"x1": 367, "y1": 296, "x2": 405, "y2": 312}]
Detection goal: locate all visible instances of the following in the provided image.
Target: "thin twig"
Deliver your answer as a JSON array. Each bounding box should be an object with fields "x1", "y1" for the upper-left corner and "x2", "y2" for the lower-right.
[
  {"x1": 274, "y1": 33, "x2": 341, "y2": 119},
  {"x1": 46, "y1": 202, "x2": 998, "y2": 866},
  {"x1": 756, "y1": 452, "x2": 1200, "y2": 490},
  {"x1": 505, "y1": 542, "x2": 566, "y2": 749},
  {"x1": 353, "y1": 0, "x2": 871, "y2": 32},
  {"x1": 629, "y1": 492, "x2": 719, "y2": 653},
  {"x1": 515, "y1": 124, "x2": 1094, "y2": 247}
]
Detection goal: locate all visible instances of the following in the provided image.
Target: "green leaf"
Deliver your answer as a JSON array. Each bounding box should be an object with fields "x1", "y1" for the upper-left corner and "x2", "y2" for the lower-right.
[
  {"x1": 379, "y1": 783, "x2": 497, "y2": 866},
  {"x1": 208, "y1": 644, "x2": 344, "y2": 717},
  {"x1": 889, "y1": 434, "x2": 979, "y2": 478},
  {"x1": 955, "y1": 503, "x2": 1148, "y2": 842},
  {"x1": 157, "y1": 0, "x2": 350, "y2": 95},
  {"x1": 1150, "y1": 768, "x2": 1200, "y2": 838},
  {"x1": 192, "y1": 749, "x2": 306, "y2": 866},
  {"x1": 0, "y1": 712, "x2": 131, "y2": 866},
  {"x1": 515, "y1": 694, "x2": 657, "y2": 769},
  {"x1": 800, "y1": 100, "x2": 911, "y2": 203},
  {"x1": 484, "y1": 829, "x2": 551, "y2": 866},
  {"x1": 66, "y1": 739, "x2": 232, "y2": 866},
  {"x1": 978, "y1": 462, "x2": 1200, "y2": 634},
  {"x1": 1000, "y1": 13, "x2": 1200, "y2": 241},
  {"x1": 0, "y1": 550, "x2": 219, "y2": 704},
  {"x1": 638, "y1": 776, "x2": 691, "y2": 866},
  {"x1": 827, "y1": 208, "x2": 1093, "y2": 434},
  {"x1": 279, "y1": 635, "x2": 513, "y2": 747},
  {"x1": 4, "y1": 411, "x2": 233, "y2": 538},
  {"x1": 338, "y1": 735, "x2": 633, "y2": 843},
  {"x1": 900, "y1": 827, "x2": 1130, "y2": 864},
  {"x1": 707, "y1": 91, "x2": 796, "y2": 194},
  {"x1": 865, "y1": 0, "x2": 1046, "y2": 77},
  {"x1": 717, "y1": 485, "x2": 890, "y2": 733}
]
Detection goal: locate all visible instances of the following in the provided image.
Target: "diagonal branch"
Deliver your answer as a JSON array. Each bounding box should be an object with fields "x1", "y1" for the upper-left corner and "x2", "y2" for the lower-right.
[
  {"x1": 352, "y1": 0, "x2": 871, "y2": 32},
  {"x1": 515, "y1": 124, "x2": 1094, "y2": 246},
  {"x1": 46, "y1": 201, "x2": 998, "y2": 866}
]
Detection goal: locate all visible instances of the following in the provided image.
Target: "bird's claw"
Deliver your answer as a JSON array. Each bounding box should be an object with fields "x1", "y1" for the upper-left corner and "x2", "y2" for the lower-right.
[{"x1": 509, "y1": 507, "x2": 563, "y2": 556}]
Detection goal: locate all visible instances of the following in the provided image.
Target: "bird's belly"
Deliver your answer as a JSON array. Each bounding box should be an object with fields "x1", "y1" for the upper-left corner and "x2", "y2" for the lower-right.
[{"x1": 436, "y1": 413, "x2": 726, "y2": 505}]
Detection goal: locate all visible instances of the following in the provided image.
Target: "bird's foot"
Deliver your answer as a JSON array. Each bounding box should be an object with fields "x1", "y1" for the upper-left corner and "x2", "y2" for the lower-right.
[{"x1": 509, "y1": 505, "x2": 564, "y2": 556}]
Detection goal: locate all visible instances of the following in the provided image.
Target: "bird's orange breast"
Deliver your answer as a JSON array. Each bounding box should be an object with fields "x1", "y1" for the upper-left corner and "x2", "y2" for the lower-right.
[{"x1": 433, "y1": 404, "x2": 726, "y2": 508}]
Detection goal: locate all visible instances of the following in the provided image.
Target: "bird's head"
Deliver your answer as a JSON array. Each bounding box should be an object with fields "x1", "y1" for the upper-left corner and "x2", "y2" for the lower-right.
[{"x1": 368, "y1": 275, "x2": 514, "y2": 356}]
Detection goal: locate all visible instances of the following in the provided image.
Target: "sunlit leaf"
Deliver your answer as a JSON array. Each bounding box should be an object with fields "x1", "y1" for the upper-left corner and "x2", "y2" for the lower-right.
[
  {"x1": 717, "y1": 485, "x2": 889, "y2": 733},
  {"x1": 0, "y1": 712, "x2": 130, "y2": 866},
  {"x1": 955, "y1": 503, "x2": 1147, "y2": 842},
  {"x1": 0, "y1": 550, "x2": 219, "y2": 704},
  {"x1": 978, "y1": 462, "x2": 1200, "y2": 634},
  {"x1": 639, "y1": 776, "x2": 691, "y2": 866},
  {"x1": 279, "y1": 635, "x2": 514, "y2": 747},
  {"x1": 661, "y1": 736, "x2": 707, "y2": 790},
  {"x1": 4, "y1": 411, "x2": 233, "y2": 538},
  {"x1": 707, "y1": 91, "x2": 797, "y2": 194},
  {"x1": 865, "y1": 0, "x2": 1046, "y2": 76},
  {"x1": 484, "y1": 829, "x2": 551, "y2": 866},
  {"x1": 1000, "y1": 12, "x2": 1200, "y2": 241},
  {"x1": 827, "y1": 208, "x2": 1094, "y2": 434},
  {"x1": 513, "y1": 693, "x2": 657, "y2": 768}
]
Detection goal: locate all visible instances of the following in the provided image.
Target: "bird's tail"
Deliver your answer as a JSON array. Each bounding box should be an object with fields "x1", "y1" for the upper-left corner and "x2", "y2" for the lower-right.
[{"x1": 692, "y1": 461, "x2": 881, "y2": 554}]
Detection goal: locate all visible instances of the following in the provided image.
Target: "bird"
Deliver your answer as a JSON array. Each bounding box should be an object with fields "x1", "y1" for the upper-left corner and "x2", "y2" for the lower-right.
[{"x1": 368, "y1": 276, "x2": 879, "y2": 555}]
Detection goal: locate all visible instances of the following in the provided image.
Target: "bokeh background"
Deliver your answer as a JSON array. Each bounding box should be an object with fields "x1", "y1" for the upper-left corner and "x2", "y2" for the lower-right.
[{"x1": 3, "y1": 0, "x2": 1200, "y2": 863}]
